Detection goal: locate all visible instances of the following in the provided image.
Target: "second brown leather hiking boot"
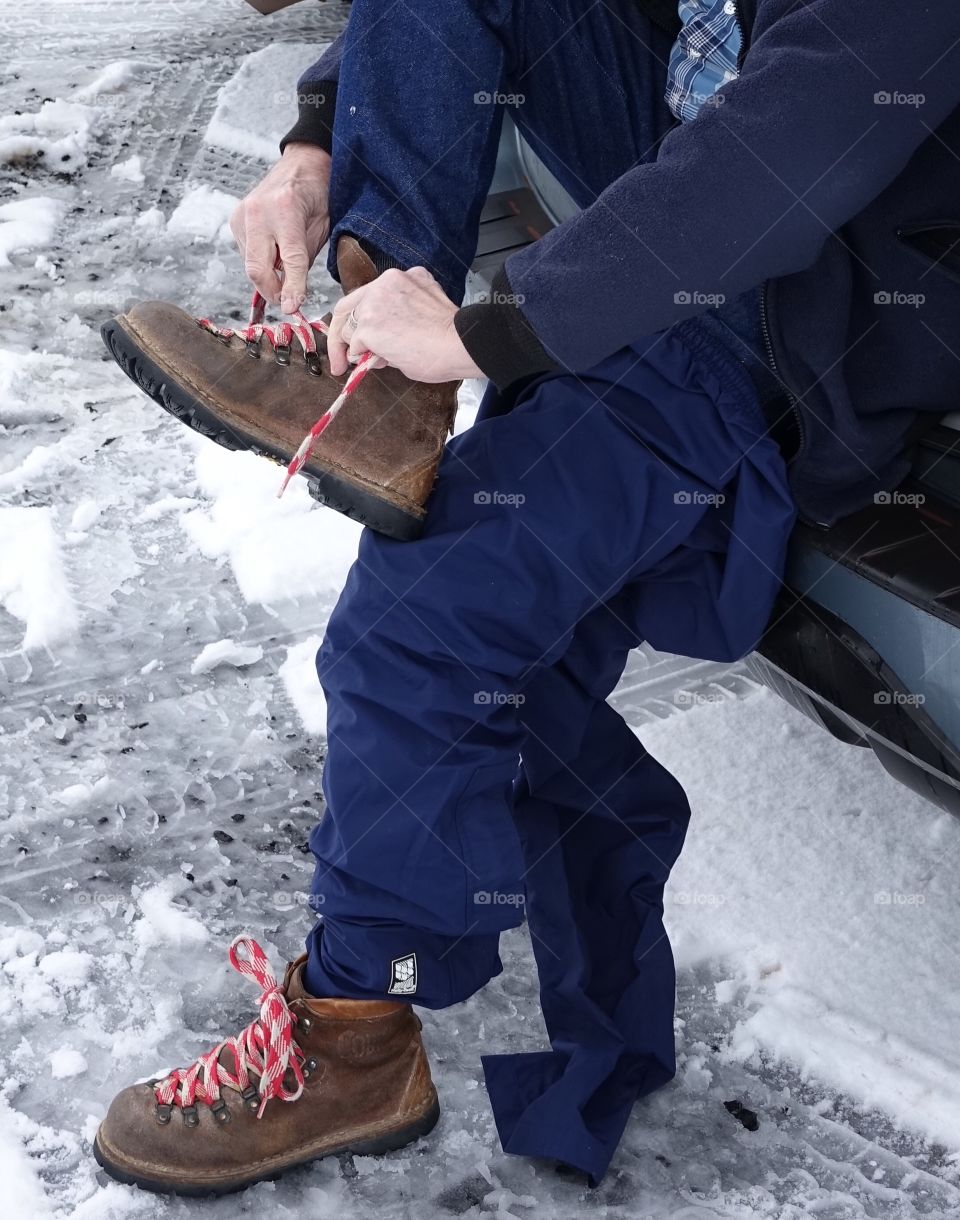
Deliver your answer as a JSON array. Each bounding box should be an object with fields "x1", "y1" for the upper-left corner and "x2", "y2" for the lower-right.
[
  {"x1": 93, "y1": 937, "x2": 439, "y2": 1196},
  {"x1": 101, "y1": 237, "x2": 459, "y2": 541}
]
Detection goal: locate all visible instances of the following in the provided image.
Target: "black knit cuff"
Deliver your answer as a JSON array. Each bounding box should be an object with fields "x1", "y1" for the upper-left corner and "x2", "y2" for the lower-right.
[
  {"x1": 454, "y1": 267, "x2": 559, "y2": 390},
  {"x1": 280, "y1": 80, "x2": 338, "y2": 156}
]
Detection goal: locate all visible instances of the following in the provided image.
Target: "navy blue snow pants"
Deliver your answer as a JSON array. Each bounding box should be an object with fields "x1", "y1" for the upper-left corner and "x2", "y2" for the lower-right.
[
  {"x1": 302, "y1": 0, "x2": 797, "y2": 1185},
  {"x1": 304, "y1": 324, "x2": 796, "y2": 1182}
]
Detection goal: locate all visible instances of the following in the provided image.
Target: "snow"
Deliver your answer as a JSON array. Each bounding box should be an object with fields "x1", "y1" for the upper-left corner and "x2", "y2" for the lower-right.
[
  {"x1": 190, "y1": 636, "x2": 265, "y2": 674},
  {"x1": 3, "y1": 5, "x2": 960, "y2": 1216},
  {"x1": 182, "y1": 443, "x2": 363, "y2": 605},
  {"x1": 166, "y1": 184, "x2": 237, "y2": 244},
  {"x1": 134, "y1": 880, "x2": 209, "y2": 953},
  {"x1": 70, "y1": 500, "x2": 103, "y2": 532},
  {"x1": 37, "y1": 947, "x2": 93, "y2": 987},
  {"x1": 0, "y1": 1098, "x2": 54, "y2": 1218},
  {"x1": 0, "y1": 197, "x2": 64, "y2": 266},
  {"x1": 0, "y1": 98, "x2": 98, "y2": 170},
  {"x1": 280, "y1": 635, "x2": 327, "y2": 735},
  {"x1": 110, "y1": 155, "x2": 144, "y2": 185},
  {"x1": 74, "y1": 59, "x2": 155, "y2": 104},
  {"x1": 205, "y1": 42, "x2": 326, "y2": 164},
  {"x1": 0, "y1": 506, "x2": 78, "y2": 649},
  {"x1": 657, "y1": 690, "x2": 960, "y2": 1150},
  {"x1": 50, "y1": 1047, "x2": 89, "y2": 1079}
]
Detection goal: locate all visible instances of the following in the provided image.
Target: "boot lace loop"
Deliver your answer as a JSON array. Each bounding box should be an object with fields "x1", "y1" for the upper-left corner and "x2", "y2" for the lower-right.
[
  {"x1": 196, "y1": 284, "x2": 375, "y2": 497},
  {"x1": 153, "y1": 935, "x2": 305, "y2": 1119}
]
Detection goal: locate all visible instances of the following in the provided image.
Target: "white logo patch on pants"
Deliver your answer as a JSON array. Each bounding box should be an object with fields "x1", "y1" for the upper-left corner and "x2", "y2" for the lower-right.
[{"x1": 388, "y1": 953, "x2": 417, "y2": 996}]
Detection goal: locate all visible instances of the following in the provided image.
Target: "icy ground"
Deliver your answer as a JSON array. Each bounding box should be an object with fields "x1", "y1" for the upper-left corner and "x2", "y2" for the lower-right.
[{"x1": 4, "y1": 2, "x2": 960, "y2": 1217}]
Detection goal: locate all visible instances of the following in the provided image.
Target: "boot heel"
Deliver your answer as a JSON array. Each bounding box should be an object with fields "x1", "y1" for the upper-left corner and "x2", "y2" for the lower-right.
[{"x1": 346, "y1": 1095, "x2": 441, "y2": 1157}]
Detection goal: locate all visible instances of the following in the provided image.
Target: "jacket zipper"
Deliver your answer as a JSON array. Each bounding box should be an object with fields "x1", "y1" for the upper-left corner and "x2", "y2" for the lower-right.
[
  {"x1": 759, "y1": 281, "x2": 804, "y2": 461},
  {"x1": 733, "y1": 0, "x2": 749, "y2": 70}
]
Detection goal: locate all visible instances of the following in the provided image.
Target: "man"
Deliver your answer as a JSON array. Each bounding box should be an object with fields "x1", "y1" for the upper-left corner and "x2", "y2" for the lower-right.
[{"x1": 95, "y1": 0, "x2": 960, "y2": 1195}]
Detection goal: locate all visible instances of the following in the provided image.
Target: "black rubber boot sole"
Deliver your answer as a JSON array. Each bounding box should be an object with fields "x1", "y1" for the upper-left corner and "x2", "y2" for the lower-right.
[
  {"x1": 92, "y1": 1095, "x2": 440, "y2": 1197},
  {"x1": 101, "y1": 318, "x2": 425, "y2": 542}
]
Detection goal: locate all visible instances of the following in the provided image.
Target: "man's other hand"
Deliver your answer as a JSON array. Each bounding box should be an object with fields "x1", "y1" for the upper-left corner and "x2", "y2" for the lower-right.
[
  {"x1": 327, "y1": 267, "x2": 483, "y2": 384},
  {"x1": 230, "y1": 143, "x2": 331, "y2": 314}
]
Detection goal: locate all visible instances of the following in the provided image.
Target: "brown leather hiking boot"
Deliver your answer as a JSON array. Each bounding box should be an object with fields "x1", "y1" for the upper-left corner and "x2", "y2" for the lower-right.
[
  {"x1": 100, "y1": 237, "x2": 459, "y2": 541},
  {"x1": 93, "y1": 937, "x2": 439, "y2": 1196}
]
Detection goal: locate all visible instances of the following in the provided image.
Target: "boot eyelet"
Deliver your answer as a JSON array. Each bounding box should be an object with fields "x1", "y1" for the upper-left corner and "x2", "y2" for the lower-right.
[
  {"x1": 304, "y1": 351, "x2": 323, "y2": 377},
  {"x1": 241, "y1": 1085, "x2": 260, "y2": 1111},
  {"x1": 181, "y1": 1105, "x2": 199, "y2": 1128},
  {"x1": 245, "y1": 337, "x2": 261, "y2": 360},
  {"x1": 274, "y1": 344, "x2": 291, "y2": 366},
  {"x1": 211, "y1": 1099, "x2": 231, "y2": 1124},
  {"x1": 155, "y1": 1103, "x2": 172, "y2": 1125},
  {"x1": 299, "y1": 1015, "x2": 313, "y2": 1033}
]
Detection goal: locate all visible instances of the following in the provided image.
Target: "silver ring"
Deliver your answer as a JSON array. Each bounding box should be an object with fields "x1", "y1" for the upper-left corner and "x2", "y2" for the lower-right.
[{"x1": 346, "y1": 308, "x2": 360, "y2": 333}]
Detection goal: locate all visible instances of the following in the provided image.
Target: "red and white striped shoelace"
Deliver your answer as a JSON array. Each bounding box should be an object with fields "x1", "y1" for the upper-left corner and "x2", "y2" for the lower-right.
[
  {"x1": 153, "y1": 936, "x2": 305, "y2": 1118},
  {"x1": 197, "y1": 286, "x2": 374, "y2": 498}
]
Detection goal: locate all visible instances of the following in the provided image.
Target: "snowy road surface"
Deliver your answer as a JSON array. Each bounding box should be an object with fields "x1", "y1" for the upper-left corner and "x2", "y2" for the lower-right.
[{"x1": 3, "y1": 2, "x2": 960, "y2": 1217}]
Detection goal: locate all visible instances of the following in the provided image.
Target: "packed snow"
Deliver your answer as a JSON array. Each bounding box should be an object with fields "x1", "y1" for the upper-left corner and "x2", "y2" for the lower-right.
[{"x1": 3, "y1": 2, "x2": 960, "y2": 1217}]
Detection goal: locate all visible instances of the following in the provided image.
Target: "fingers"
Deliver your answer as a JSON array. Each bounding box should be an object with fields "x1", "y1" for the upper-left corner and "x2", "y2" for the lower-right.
[
  {"x1": 327, "y1": 286, "x2": 366, "y2": 376},
  {"x1": 276, "y1": 228, "x2": 311, "y2": 315},
  {"x1": 241, "y1": 215, "x2": 282, "y2": 304}
]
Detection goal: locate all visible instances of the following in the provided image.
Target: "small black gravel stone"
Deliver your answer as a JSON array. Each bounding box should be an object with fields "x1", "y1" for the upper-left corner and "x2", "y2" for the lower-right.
[{"x1": 724, "y1": 1099, "x2": 760, "y2": 1131}]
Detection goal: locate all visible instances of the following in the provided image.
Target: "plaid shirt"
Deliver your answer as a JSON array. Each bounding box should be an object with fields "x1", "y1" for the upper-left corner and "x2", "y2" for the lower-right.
[{"x1": 665, "y1": 0, "x2": 741, "y2": 122}]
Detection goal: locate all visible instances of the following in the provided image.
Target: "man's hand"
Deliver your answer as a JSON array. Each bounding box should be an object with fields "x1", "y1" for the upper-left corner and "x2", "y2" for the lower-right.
[
  {"x1": 230, "y1": 143, "x2": 331, "y2": 314},
  {"x1": 327, "y1": 266, "x2": 482, "y2": 383}
]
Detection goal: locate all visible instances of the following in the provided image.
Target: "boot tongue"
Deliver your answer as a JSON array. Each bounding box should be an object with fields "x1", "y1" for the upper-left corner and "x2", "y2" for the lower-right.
[{"x1": 336, "y1": 236, "x2": 378, "y2": 294}]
